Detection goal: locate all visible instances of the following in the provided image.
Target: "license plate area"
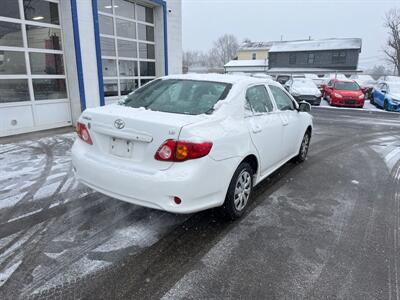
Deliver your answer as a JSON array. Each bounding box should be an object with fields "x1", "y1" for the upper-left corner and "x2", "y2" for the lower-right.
[
  {"x1": 110, "y1": 137, "x2": 133, "y2": 158},
  {"x1": 345, "y1": 100, "x2": 356, "y2": 104}
]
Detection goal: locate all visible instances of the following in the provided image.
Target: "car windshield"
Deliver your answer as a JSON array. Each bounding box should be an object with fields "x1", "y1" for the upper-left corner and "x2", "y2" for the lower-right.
[
  {"x1": 293, "y1": 80, "x2": 316, "y2": 88},
  {"x1": 121, "y1": 79, "x2": 232, "y2": 115},
  {"x1": 389, "y1": 84, "x2": 400, "y2": 94},
  {"x1": 334, "y1": 81, "x2": 360, "y2": 91}
]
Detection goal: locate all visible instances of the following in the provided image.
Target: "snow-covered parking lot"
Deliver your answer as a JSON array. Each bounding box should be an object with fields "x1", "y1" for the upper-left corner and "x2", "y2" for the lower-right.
[{"x1": 1, "y1": 108, "x2": 400, "y2": 299}]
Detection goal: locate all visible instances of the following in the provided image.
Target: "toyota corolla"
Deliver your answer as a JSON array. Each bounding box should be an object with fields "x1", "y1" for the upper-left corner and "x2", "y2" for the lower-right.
[{"x1": 72, "y1": 74, "x2": 313, "y2": 219}]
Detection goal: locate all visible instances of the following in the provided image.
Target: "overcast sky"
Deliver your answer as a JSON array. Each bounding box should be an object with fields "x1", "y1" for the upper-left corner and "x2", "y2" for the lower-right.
[{"x1": 181, "y1": 0, "x2": 400, "y2": 69}]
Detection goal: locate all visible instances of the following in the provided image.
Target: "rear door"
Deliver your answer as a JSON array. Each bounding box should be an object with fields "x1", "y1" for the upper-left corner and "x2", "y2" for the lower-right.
[
  {"x1": 269, "y1": 85, "x2": 303, "y2": 159},
  {"x1": 245, "y1": 85, "x2": 284, "y2": 175}
]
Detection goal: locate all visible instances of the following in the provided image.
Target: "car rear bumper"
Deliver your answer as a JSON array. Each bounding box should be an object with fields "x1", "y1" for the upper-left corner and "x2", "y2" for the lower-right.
[{"x1": 71, "y1": 140, "x2": 238, "y2": 214}]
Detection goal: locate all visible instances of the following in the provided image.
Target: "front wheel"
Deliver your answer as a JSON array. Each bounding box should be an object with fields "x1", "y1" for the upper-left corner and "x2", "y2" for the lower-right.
[
  {"x1": 294, "y1": 131, "x2": 311, "y2": 163},
  {"x1": 384, "y1": 100, "x2": 390, "y2": 111},
  {"x1": 220, "y1": 162, "x2": 253, "y2": 220},
  {"x1": 370, "y1": 96, "x2": 375, "y2": 105}
]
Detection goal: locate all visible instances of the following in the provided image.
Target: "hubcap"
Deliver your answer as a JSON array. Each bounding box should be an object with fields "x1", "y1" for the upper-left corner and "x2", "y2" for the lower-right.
[
  {"x1": 301, "y1": 134, "x2": 310, "y2": 159},
  {"x1": 234, "y1": 170, "x2": 251, "y2": 211}
]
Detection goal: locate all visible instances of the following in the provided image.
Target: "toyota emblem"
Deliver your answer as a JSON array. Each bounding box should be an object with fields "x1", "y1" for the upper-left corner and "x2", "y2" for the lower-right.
[{"x1": 114, "y1": 119, "x2": 125, "y2": 129}]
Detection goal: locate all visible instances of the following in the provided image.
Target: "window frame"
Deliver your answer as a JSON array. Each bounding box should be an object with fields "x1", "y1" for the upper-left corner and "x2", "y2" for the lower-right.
[
  {"x1": 0, "y1": 0, "x2": 69, "y2": 106},
  {"x1": 268, "y1": 84, "x2": 297, "y2": 112},
  {"x1": 98, "y1": 0, "x2": 156, "y2": 101},
  {"x1": 245, "y1": 84, "x2": 276, "y2": 116},
  {"x1": 307, "y1": 53, "x2": 315, "y2": 64},
  {"x1": 289, "y1": 53, "x2": 296, "y2": 65},
  {"x1": 332, "y1": 51, "x2": 346, "y2": 64}
]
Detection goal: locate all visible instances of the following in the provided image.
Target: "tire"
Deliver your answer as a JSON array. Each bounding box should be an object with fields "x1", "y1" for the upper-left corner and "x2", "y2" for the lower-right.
[
  {"x1": 384, "y1": 100, "x2": 389, "y2": 111},
  {"x1": 294, "y1": 131, "x2": 311, "y2": 163},
  {"x1": 220, "y1": 162, "x2": 253, "y2": 220}
]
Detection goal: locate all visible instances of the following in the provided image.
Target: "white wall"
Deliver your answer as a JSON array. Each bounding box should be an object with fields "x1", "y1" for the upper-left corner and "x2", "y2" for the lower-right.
[
  {"x1": 75, "y1": 0, "x2": 101, "y2": 109},
  {"x1": 166, "y1": 0, "x2": 182, "y2": 75},
  {"x1": 60, "y1": 0, "x2": 81, "y2": 124}
]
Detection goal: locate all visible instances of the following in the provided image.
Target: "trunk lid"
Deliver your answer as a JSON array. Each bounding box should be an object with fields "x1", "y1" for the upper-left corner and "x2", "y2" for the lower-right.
[{"x1": 82, "y1": 104, "x2": 206, "y2": 171}]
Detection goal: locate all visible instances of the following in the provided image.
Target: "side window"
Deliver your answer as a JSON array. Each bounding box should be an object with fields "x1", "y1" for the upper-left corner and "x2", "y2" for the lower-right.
[
  {"x1": 269, "y1": 85, "x2": 295, "y2": 111},
  {"x1": 246, "y1": 85, "x2": 274, "y2": 113}
]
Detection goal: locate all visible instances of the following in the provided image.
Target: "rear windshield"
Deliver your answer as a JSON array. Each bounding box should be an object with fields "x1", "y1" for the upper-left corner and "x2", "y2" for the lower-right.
[
  {"x1": 121, "y1": 79, "x2": 232, "y2": 115},
  {"x1": 334, "y1": 81, "x2": 360, "y2": 91}
]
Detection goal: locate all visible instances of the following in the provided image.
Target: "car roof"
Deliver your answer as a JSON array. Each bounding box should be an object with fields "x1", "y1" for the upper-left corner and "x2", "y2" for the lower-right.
[{"x1": 164, "y1": 73, "x2": 280, "y2": 86}]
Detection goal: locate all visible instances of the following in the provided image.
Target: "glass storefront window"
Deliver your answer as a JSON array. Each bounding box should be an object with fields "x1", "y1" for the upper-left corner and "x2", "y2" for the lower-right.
[
  {"x1": 120, "y1": 79, "x2": 138, "y2": 95},
  {"x1": 99, "y1": 15, "x2": 114, "y2": 36},
  {"x1": 32, "y1": 79, "x2": 67, "y2": 100},
  {"x1": 0, "y1": 0, "x2": 20, "y2": 19},
  {"x1": 119, "y1": 60, "x2": 137, "y2": 76},
  {"x1": 100, "y1": 37, "x2": 116, "y2": 56},
  {"x1": 116, "y1": 19, "x2": 136, "y2": 39},
  {"x1": 29, "y1": 53, "x2": 64, "y2": 75},
  {"x1": 114, "y1": 0, "x2": 135, "y2": 20},
  {"x1": 26, "y1": 26, "x2": 62, "y2": 50},
  {"x1": 104, "y1": 79, "x2": 118, "y2": 97},
  {"x1": 117, "y1": 40, "x2": 137, "y2": 58},
  {"x1": 140, "y1": 62, "x2": 155, "y2": 77},
  {"x1": 23, "y1": 0, "x2": 60, "y2": 25},
  {"x1": 138, "y1": 43, "x2": 155, "y2": 59},
  {"x1": 136, "y1": 5, "x2": 153, "y2": 23},
  {"x1": 0, "y1": 80, "x2": 30, "y2": 103},
  {"x1": 0, "y1": 21, "x2": 23, "y2": 47},
  {"x1": 99, "y1": 1, "x2": 156, "y2": 98},
  {"x1": 0, "y1": 51, "x2": 26, "y2": 75},
  {"x1": 98, "y1": 0, "x2": 113, "y2": 14},
  {"x1": 137, "y1": 24, "x2": 154, "y2": 42},
  {"x1": 102, "y1": 59, "x2": 117, "y2": 76},
  {"x1": 0, "y1": 0, "x2": 67, "y2": 104}
]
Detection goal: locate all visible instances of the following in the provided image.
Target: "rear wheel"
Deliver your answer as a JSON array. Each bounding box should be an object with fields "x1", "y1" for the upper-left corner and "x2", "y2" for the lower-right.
[
  {"x1": 220, "y1": 162, "x2": 253, "y2": 220},
  {"x1": 295, "y1": 131, "x2": 311, "y2": 163}
]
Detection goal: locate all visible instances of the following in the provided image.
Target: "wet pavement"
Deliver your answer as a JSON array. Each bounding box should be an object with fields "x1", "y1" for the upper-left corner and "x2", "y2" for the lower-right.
[{"x1": 0, "y1": 108, "x2": 400, "y2": 299}]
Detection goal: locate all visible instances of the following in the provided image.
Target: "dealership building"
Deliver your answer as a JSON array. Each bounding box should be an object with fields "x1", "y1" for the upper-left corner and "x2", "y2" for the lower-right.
[{"x1": 0, "y1": 0, "x2": 182, "y2": 137}]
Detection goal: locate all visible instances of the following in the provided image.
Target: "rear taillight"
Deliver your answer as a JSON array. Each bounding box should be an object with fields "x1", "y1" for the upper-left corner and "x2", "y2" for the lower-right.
[
  {"x1": 76, "y1": 122, "x2": 93, "y2": 145},
  {"x1": 155, "y1": 139, "x2": 213, "y2": 162}
]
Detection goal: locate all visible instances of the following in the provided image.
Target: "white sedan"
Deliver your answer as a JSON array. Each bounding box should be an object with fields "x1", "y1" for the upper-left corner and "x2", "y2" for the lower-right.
[{"x1": 72, "y1": 74, "x2": 313, "y2": 219}]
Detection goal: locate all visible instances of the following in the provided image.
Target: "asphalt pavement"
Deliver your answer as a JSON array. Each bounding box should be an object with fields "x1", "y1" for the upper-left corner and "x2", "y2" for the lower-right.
[{"x1": 0, "y1": 107, "x2": 400, "y2": 299}]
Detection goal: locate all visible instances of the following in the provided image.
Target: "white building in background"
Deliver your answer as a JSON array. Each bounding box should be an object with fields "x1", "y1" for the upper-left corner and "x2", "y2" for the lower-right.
[{"x1": 0, "y1": 0, "x2": 182, "y2": 137}]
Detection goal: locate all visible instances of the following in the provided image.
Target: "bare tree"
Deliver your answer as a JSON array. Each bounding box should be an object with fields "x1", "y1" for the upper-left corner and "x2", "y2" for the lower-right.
[
  {"x1": 209, "y1": 34, "x2": 239, "y2": 67},
  {"x1": 384, "y1": 8, "x2": 400, "y2": 75},
  {"x1": 182, "y1": 50, "x2": 210, "y2": 73},
  {"x1": 366, "y1": 65, "x2": 390, "y2": 80}
]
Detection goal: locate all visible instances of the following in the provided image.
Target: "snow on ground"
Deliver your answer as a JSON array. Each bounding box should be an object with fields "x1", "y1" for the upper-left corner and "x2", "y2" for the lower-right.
[{"x1": 0, "y1": 133, "x2": 189, "y2": 295}]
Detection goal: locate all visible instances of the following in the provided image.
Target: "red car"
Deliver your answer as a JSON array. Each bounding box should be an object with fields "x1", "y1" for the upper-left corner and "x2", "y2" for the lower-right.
[{"x1": 323, "y1": 79, "x2": 365, "y2": 108}]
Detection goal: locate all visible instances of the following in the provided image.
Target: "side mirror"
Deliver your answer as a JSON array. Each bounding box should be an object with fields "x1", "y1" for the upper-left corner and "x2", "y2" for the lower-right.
[
  {"x1": 298, "y1": 101, "x2": 311, "y2": 113},
  {"x1": 382, "y1": 89, "x2": 387, "y2": 94}
]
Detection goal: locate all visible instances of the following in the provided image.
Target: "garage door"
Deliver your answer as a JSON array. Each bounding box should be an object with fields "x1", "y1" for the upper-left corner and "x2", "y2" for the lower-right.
[{"x1": 0, "y1": 0, "x2": 71, "y2": 137}]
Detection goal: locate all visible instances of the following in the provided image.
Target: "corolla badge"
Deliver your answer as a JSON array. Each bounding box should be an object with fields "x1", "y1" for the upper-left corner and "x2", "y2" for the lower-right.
[{"x1": 114, "y1": 119, "x2": 125, "y2": 129}]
